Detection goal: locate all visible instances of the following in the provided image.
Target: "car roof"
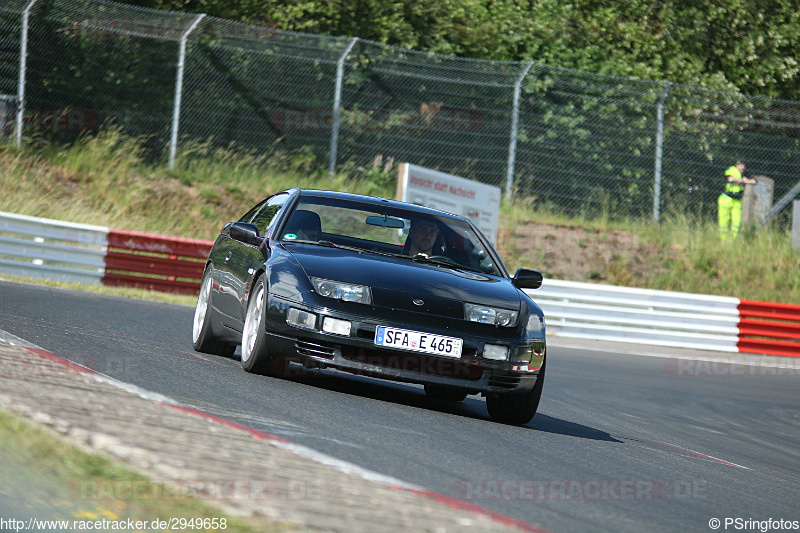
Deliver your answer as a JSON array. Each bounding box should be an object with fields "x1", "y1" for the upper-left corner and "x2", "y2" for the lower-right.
[{"x1": 291, "y1": 189, "x2": 466, "y2": 221}]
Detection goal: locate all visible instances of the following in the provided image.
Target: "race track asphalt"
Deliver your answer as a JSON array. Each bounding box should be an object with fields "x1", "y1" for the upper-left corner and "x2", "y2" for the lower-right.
[{"x1": 1, "y1": 279, "x2": 799, "y2": 532}]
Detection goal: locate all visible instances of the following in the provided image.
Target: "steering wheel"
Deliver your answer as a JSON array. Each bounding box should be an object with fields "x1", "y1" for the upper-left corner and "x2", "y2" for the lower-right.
[{"x1": 428, "y1": 255, "x2": 459, "y2": 265}]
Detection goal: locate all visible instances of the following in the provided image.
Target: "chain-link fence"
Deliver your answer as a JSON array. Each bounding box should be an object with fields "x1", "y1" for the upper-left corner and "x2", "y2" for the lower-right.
[{"x1": 3, "y1": 0, "x2": 800, "y2": 225}]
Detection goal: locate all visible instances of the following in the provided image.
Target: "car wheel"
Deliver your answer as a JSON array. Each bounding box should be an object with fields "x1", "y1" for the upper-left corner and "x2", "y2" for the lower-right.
[
  {"x1": 486, "y1": 358, "x2": 546, "y2": 425},
  {"x1": 424, "y1": 384, "x2": 468, "y2": 402},
  {"x1": 240, "y1": 275, "x2": 276, "y2": 375},
  {"x1": 192, "y1": 268, "x2": 236, "y2": 357}
]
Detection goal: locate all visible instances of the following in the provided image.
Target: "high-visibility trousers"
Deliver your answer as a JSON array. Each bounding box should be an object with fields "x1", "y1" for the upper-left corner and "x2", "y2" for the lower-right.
[{"x1": 718, "y1": 193, "x2": 742, "y2": 238}]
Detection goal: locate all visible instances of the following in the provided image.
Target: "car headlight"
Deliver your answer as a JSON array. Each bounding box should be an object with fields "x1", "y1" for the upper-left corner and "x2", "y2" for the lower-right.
[
  {"x1": 311, "y1": 277, "x2": 372, "y2": 304},
  {"x1": 465, "y1": 303, "x2": 518, "y2": 327}
]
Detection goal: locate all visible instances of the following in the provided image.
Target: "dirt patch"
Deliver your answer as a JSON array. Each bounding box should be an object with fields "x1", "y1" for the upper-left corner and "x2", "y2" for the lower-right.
[{"x1": 499, "y1": 222, "x2": 661, "y2": 285}]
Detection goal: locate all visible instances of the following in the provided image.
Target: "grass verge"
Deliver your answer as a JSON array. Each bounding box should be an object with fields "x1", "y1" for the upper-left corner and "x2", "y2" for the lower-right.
[
  {"x1": 1, "y1": 130, "x2": 798, "y2": 304},
  {"x1": 0, "y1": 410, "x2": 284, "y2": 532}
]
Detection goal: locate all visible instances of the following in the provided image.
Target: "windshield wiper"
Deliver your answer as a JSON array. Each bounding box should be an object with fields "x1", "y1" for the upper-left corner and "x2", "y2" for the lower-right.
[
  {"x1": 284, "y1": 238, "x2": 341, "y2": 248},
  {"x1": 314, "y1": 240, "x2": 380, "y2": 255},
  {"x1": 410, "y1": 253, "x2": 461, "y2": 269},
  {"x1": 408, "y1": 252, "x2": 490, "y2": 275}
]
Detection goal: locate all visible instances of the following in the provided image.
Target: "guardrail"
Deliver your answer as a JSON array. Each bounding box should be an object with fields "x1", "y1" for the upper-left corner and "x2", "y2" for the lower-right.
[
  {"x1": 2, "y1": 210, "x2": 798, "y2": 355},
  {"x1": 0, "y1": 212, "x2": 108, "y2": 286},
  {"x1": 0, "y1": 211, "x2": 212, "y2": 295},
  {"x1": 527, "y1": 280, "x2": 741, "y2": 352},
  {"x1": 526, "y1": 281, "x2": 800, "y2": 358}
]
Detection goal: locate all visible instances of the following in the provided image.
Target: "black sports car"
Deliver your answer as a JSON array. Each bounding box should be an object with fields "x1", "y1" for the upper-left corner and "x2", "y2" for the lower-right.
[{"x1": 192, "y1": 189, "x2": 546, "y2": 424}]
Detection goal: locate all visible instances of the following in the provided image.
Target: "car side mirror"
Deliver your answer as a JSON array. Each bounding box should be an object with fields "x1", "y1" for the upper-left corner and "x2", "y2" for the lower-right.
[
  {"x1": 512, "y1": 268, "x2": 543, "y2": 289},
  {"x1": 229, "y1": 222, "x2": 262, "y2": 246}
]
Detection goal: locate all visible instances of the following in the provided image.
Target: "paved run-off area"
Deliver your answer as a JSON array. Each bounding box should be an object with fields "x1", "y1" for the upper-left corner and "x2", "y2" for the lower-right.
[{"x1": 0, "y1": 337, "x2": 538, "y2": 532}]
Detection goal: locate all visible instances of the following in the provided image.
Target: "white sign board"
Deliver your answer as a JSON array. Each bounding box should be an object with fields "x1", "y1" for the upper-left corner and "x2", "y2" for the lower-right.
[
  {"x1": 397, "y1": 163, "x2": 501, "y2": 244},
  {"x1": 793, "y1": 200, "x2": 800, "y2": 252}
]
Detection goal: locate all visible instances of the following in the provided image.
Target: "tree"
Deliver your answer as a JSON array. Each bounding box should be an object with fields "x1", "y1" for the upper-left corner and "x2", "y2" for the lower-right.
[{"x1": 122, "y1": 0, "x2": 800, "y2": 99}]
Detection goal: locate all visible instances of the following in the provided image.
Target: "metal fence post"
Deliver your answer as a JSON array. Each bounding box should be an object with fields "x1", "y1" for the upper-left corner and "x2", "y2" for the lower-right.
[
  {"x1": 168, "y1": 13, "x2": 206, "y2": 171},
  {"x1": 328, "y1": 37, "x2": 358, "y2": 179},
  {"x1": 760, "y1": 178, "x2": 800, "y2": 227},
  {"x1": 505, "y1": 62, "x2": 533, "y2": 202},
  {"x1": 15, "y1": 0, "x2": 39, "y2": 149},
  {"x1": 652, "y1": 81, "x2": 672, "y2": 222}
]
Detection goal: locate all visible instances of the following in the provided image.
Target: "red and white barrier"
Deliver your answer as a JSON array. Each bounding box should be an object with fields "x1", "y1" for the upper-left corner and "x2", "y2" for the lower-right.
[
  {"x1": 738, "y1": 300, "x2": 800, "y2": 357},
  {"x1": 2, "y1": 211, "x2": 798, "y2": 355},
  {"x1": 0, "y1": 211, "x2": 212, "y2": 295},
  {"x1": 103, "y1": 229, "x2": 212, "y2": 294}
]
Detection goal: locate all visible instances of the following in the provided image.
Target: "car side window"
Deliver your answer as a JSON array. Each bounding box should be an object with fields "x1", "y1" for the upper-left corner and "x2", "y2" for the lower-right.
[
  {"x1": 246, "y1": 193, "x2": 289, "y2": 235},
  {"x1": 239, "y1": 201, "x2": 265, "y2": 224}
]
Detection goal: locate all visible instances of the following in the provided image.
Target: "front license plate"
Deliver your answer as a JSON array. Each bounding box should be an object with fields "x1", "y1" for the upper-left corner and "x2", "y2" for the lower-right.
[{"x1": 374, "y1": 326, "x2": 463, "y2": 358}]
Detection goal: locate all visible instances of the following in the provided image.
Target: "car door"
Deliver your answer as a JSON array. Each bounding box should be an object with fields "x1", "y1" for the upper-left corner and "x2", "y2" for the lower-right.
[{"x1": 213, "y1": 193, "x2": 289, "y2": 329}]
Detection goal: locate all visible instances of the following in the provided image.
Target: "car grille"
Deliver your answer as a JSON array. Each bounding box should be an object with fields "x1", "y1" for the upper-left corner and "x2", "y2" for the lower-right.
[
  {"x1": 371, "y1": 288, "x2": 463, "y2": 319},
  {"x1": 295, "y1": 340, "x2": 336, "y2": 359},
  {"x1": 487, "y1": 372, "x2": 521, "y2": 389},
  {"x1": 340, "y1": 346, "x2": 482, "y2": 380},
  {"x1": 356, "y1": 327, "x2": 375, "y2": 340},
  {"x1": 294, "y1": 335, "x2": 482, "y2": 380}
]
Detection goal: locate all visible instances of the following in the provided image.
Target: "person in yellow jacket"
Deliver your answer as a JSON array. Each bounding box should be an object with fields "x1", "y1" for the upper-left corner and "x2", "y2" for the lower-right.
[{"x1": 718, "y1": 162, "x2": 756, "y2": 239}]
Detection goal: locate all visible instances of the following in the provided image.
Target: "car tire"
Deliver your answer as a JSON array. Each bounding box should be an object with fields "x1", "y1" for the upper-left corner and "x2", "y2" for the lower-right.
[
  {"x1": 486, "y1": 358, "x2": 546, "y2": 425},
  {"x1": 192, "y1": 267, "x2": 236, "y2": 357},
  {"x1": 424, "y1": 384, "x2": 468, "y2": 402},
  {"x1": 240, "y1": 275, "x2": 276, "y2": 375}
]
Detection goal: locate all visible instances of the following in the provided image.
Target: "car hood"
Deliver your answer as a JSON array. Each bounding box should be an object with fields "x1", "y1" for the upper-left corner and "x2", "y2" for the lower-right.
[{"x1": 284, "y1": 244, "x2": 523, "y2": 315}]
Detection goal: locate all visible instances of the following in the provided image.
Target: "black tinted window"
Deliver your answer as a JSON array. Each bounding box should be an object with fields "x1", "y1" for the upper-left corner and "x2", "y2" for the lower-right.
[
  {"x1": 247, "y1": 193, "x2": 289, "y2": 234},
  {"x1": 284, "y1": 196, "x2": 502, "y2": 275}
]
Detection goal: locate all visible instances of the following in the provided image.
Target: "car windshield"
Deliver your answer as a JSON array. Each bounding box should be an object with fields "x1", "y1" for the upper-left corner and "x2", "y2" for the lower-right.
[{"x1": 280, "y1": 196, "x2": 503, "y2": 276}]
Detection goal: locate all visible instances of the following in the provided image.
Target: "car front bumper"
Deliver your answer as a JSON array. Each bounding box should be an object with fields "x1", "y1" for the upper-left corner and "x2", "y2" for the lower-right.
[{"x1": 264, "y1": 295, "x2": 544, "y2": 395}]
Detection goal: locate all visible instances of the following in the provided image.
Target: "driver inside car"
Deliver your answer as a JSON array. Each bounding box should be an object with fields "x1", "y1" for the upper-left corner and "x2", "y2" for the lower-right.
[{"x1": 403, "y1": 218, "x2": 442, "y2": 257}]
